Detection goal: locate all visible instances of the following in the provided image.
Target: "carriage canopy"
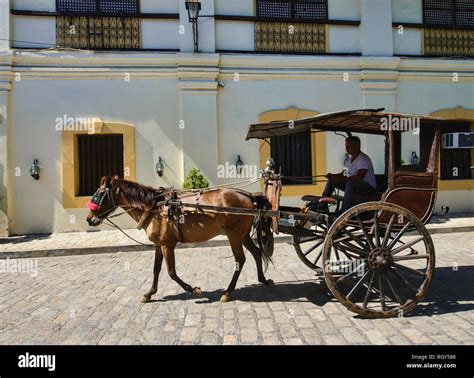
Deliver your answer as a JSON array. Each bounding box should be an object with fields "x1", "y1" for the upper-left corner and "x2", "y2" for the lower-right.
[{"x1": 245, "y1": 108, "x2": 442, "y2": 140}]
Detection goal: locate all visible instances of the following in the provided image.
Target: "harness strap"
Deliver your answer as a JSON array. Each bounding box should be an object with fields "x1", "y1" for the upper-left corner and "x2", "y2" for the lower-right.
[{"x1": 137, "y1": 210, "x2": 152, "y2": 230}]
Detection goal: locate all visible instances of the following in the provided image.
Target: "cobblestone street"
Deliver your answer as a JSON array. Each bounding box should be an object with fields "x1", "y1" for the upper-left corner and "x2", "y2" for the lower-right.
[{"x1": 0, "y1": 232, "x2": 472, "y2": 345}]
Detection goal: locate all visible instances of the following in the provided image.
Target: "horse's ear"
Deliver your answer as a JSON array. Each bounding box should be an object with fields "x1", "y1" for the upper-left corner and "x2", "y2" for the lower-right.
[{"x1": 111, "y1": 175, "x2": 120, "y2": 187}]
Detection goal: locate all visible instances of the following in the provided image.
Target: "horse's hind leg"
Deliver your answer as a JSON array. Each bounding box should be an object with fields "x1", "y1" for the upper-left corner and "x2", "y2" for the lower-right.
[
  {"x1": 243, "y1": 236, "x2": 274, "y2": 288},
  {"x1": 141, "y1": 246, "x2": 163, "y2": 303},
  {"x1": 162, "y1": 245, "x2": 202, "y2": 298},
  {"x1": 220, "y1": 236, "x2": 246, "y2": 303}
]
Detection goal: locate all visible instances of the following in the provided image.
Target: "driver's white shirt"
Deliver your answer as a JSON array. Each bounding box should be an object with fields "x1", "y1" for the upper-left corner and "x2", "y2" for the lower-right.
[{"x1": 344, "y1": 152, "x2": 377, "y2": 189}]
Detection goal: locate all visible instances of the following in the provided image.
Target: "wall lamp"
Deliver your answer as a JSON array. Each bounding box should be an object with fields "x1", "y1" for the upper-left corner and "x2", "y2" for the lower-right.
[
  {"x1": 185, "y1": 0, "x2": 201, "y2": 53},
  {"x1": 156, "y1": 157, "x2": 165, "y2": 177},
  {"x1": 30, "y1": 159, "x2": 40, "y2": 180},
  {"x1": 236, "y1": 155, "x2": 244, "y2": 175}
]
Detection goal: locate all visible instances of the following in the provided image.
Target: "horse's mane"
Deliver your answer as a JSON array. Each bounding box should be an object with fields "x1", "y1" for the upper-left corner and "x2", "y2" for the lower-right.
[{"x1": 118, "y1": 179, "x2": 168, "y2": 210}]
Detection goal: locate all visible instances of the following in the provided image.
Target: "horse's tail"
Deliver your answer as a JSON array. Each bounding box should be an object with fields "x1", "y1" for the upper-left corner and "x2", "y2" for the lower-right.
[{"x1": 243, "y1": 230, "x2": 274, "y2": 272}]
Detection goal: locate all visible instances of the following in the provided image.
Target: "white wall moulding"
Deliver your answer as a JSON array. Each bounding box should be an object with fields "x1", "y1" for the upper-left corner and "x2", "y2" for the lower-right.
[{"x1": 10, "y1": 51, "x2": 178, "y2": 67}]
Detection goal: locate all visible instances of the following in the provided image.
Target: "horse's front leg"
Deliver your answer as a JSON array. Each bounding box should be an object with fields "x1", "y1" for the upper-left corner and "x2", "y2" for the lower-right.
[
  {"x1": 162, "y1": 245, "x2": 202, "y2": 298},
  {"x1": 141, "y1": 245, "x2": 163, "y2": 303}
]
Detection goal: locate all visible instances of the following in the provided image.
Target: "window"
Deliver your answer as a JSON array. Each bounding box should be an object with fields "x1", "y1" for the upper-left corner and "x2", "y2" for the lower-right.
[
  {"x1": 271, "y1": 131, "x2": 313, "y2": 185},
  {"x1": 77, "y1": 134, "x2": 124, "y2": 196},
  {"x1": 423, "y1": 0, "x2": 474, "y2": 27},
  {"x1": 257, "y1": 0, "x2": 328, "y2": 21},
  {"x1": 56, "y1": 0, "x2": 139, "y2": 15},
  {"x1": 56, "y1": 0, "x2": 140, "y2": 49},
  {"x1": 440, "y1": 122, "x2": 473, "y2": 180},
  {"x1": 255, "y1": 0, "x2": 327, "y2": 53}
]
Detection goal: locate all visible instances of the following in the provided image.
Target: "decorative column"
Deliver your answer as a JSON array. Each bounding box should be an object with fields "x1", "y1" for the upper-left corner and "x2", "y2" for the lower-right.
[
  {"x1": 359, "y1": 57, "x2": 400, "y2": 174},
  {"x1": 360, "y1": 0, "x2": 393, "y2": 57},
  {"x1": 178, "y1": 53, "x2": 220, "y2": 186}
]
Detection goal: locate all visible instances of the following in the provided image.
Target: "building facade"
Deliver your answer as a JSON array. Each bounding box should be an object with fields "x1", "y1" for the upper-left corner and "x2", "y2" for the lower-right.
[{"x1": 0, "y1": 0, "x2": 473, "y2": 235}]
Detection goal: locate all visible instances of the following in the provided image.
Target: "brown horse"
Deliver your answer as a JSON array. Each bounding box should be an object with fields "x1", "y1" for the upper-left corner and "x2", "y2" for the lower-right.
[{"x1": 86, "y1": 176, "x2": 274, "y2": 303}]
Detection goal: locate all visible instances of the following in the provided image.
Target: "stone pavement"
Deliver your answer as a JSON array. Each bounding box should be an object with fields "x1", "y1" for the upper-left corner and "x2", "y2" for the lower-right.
[
  {"x1": 0, "y1": 213, "x2": 472, "y2": 259},
  {"x1": 0, "y1": 232, "x2": 472, "y2": 345}
]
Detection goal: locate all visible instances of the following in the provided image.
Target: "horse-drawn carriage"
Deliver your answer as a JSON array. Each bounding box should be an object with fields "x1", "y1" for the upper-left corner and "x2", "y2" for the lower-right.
[
  {"x1": 246, "y1": 108, "x2": 441, "y2": 318},
  {"x1": 87, "y1": 108, "x2": 442, "y2": 319}
]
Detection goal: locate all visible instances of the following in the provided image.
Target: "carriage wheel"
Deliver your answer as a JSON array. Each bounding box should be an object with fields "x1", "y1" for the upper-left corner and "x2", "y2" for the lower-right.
[
  {"x1": 322, "y1": 202, "x2": 435, "y2": 318},
  {"x1": 293, "y1": 223, "x2": 328, "y2": 271}
]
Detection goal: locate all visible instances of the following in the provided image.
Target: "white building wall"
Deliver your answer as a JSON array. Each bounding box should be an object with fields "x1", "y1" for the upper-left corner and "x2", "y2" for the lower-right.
[
  {"x1": 140, "y1": 0, "x2": 179, "y2": 14},
  {"x1": 215, "y1": 0, "x2": 255, "y2": 16},
  {"x1": 12, "y1": 16, "x2": 56, "y2": 48},
  {"x1": 141, "y1": 20, "x2": 180, "y2": 50},
  {"x1": 12, "y1": 0, "x2": 55, "y2": 12},
  {"x1": 392, "y1": 0, "x2": 423, "y2": 23},
  {"x1": 9, "y1": 74, "x2": 181, "y2": 233},
  {"x1": 328, "y1": 0, "x2": 361, "y2": 21},
  {"x1": 2, "y1": 0, "x2": 474, "y2": 233},
  {"x1": 215, "y1": 21, "x2": 254, "y2": 51},
  {"x1": 328, "y1": 26, "x2": 360, "y2": 54},
  {"x1": 392, "y1": 28, "x2": 422, "y2": 56}
]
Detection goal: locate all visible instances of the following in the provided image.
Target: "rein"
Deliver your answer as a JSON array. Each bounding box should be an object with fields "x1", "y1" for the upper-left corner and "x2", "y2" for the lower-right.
[{"x1": 102, "y1": 217, "x2": 154, "y2": 247}]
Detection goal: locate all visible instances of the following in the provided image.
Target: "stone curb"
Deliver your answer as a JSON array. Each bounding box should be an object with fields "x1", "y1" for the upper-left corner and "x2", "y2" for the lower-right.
[{"x1": 0, "y1": 224, "x2": 472, "y2": 260}]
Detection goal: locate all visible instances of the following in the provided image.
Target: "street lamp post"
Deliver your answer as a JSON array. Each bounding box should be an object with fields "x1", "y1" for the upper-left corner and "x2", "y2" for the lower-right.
[{"x1": 185, "y1": 0, "x2": 201, "y2": 53}]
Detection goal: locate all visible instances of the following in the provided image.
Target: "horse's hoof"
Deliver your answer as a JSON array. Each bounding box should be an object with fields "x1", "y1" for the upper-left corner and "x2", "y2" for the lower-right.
[
  {"x1": 141, "y1": 296, "x2": 151, "y2": 303},
  {"x1": 192, "y1": 287, "x2": 202, "y2": 298},
  {"x1": 266, "y1": 279, "x2": 275, "y2": 288},
  {"x1": 220, "y1": 293, "x2": 231, "y2": 303}
]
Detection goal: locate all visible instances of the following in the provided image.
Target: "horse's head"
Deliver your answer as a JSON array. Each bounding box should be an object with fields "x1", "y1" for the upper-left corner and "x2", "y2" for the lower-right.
[{"x1": 86, "y1": 175, "x2": 120, "y2": 227}]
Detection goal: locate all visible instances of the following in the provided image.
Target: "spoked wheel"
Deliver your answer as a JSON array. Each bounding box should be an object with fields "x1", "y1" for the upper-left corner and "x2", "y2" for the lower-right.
[
  {"x1": 293, "y1": 222, "x2": 328, "y2": 271},
  {"x1": 322, "y1": 202, "x2": 435, "y2": 318}
]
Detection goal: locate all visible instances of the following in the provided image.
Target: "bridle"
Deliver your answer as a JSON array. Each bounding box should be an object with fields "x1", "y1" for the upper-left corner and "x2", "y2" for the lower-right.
[
  {"x1": 88, "y1": 185, "x2": 120, "y2": 219},
  {"x1": 87, "y1": 183, "x2": 153, "y2": 247}
]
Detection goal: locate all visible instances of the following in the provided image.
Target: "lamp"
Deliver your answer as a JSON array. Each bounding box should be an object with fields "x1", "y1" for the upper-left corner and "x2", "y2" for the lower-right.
[
  {"x1": 236, "y1": 155, "x2": 244, "y2": 175},
  {"x1": 30, "y1": 159, "x2": 40, "y2": 180},
  {"x1": 185, "y1": 0, "x2": 201, "y2": 53},
  {"x1": 155, "y1": 157, "x2": 164, "y2": 177},
  {"x1": 411, "y1": 151, "x2": 419, "y2": 165}
]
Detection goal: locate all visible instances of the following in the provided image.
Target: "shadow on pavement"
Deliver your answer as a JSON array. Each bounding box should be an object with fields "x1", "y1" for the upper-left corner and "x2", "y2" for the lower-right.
[
  {"x1": 160, "y1": 266, "x2": 474, "y2": 318},
  {"x1": 407, "y1": 265, "x2": 474, "y2": 317}
]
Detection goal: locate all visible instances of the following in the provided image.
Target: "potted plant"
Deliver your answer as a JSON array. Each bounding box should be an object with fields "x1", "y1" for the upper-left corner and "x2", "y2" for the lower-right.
[{"x1": 183, "y1": 168, "x2": 209, "y2": 190}]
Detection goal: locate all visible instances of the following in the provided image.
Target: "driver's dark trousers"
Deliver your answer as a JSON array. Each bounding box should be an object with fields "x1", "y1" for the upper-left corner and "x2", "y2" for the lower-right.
[{"x1": 322, "y1": 180, "x2": 376, "y2": 212}]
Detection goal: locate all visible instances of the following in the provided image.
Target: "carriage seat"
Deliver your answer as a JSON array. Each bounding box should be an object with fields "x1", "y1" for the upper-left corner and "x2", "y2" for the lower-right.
[
  {"x1": 301, "y1": 194, "x2": 344, "y2": 204},
  {"x1": 301, "y1": 195, "x2": 322, "y2": 202},
  {"x1": 318, "y1": 197, "x2": 338, "y2": 205}
]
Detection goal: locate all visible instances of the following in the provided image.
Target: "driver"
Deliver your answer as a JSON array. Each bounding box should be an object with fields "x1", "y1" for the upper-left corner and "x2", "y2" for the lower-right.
[{"x1": 321, "y1": 136, "x2": 377, "y2": 213}]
